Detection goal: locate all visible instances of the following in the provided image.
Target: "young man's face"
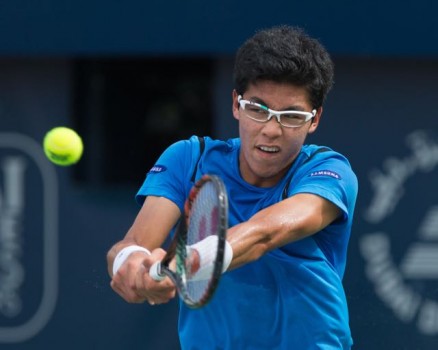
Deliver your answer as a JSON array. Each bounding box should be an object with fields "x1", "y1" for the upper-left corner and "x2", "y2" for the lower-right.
[{"x1": 232, "y1": 80, "x2": 322, "y2": 187}]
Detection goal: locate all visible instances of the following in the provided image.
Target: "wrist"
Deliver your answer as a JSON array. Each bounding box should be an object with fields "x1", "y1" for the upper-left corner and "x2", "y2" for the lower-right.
[{"x1": 112, "y1": 245, "x2": 151, "y2": 276}]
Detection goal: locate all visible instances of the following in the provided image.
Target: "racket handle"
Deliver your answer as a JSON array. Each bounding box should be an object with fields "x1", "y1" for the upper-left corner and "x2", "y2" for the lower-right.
[{"x1": 149, "y1": 261, "x2": 166, "y2": 281}]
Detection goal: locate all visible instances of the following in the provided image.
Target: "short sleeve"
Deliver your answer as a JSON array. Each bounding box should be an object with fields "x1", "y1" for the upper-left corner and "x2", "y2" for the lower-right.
[
  {"x1": 290, "y1": 151, "x2": 358, "y2": 221},
  {"x1": 135, "y1": 136, "x2": 202, "y2": 211}
]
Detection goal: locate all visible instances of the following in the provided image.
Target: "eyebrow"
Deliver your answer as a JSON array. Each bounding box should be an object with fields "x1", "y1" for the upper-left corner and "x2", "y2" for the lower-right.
[{"x1": 249, "y1": 97, "x2": 306, "y2": 112}]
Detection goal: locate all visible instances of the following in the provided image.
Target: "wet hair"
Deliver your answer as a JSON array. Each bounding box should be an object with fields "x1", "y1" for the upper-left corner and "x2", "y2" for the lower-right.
[{"x1": 233, "y1": 25, "x2": 334, "y2": 108}]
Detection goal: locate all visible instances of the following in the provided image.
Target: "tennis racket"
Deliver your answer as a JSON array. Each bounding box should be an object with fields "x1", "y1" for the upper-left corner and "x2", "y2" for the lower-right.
[{"x1": 149, "y1": 174, "x2": 228, "y2": 308}]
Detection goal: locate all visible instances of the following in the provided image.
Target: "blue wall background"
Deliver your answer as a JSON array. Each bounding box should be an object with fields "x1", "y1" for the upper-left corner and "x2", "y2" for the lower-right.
[
  {"x1": 0, "y1": 1, "x2": 437, "y2": 349},
  {"x1": 1, "y1": 0, "x2": 438, "y2": 57}
]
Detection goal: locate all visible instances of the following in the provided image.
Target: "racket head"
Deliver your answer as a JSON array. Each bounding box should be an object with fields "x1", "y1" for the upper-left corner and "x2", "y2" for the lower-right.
[{"x1": 176, "y1": 174, "x2": 228, "y2": 308}]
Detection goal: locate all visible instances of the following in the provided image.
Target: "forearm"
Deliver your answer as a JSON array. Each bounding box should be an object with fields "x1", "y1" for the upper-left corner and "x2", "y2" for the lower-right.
[
  {"x1": 107, "y1": 196, "x2": 181, "y2": 277},
  {"x1": 226, "y1": 217, "x2": 280, "y2": 269},
  {"x1": 227, "y1": 193, "x2": 341, "y2": 269}
]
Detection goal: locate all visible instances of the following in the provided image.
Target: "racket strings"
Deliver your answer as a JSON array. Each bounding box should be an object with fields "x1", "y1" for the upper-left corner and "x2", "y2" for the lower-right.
[{"x1": 185, "y1": 181, "x2": 221, "y2": 302}]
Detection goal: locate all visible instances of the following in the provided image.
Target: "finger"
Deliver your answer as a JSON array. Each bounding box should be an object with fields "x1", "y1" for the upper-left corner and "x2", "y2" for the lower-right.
[
  {"x1": 110, "y1": 280, "x2": 145, "y2": 304},
  {"x1": 132, "y1": 263, "x2": 175, "y2": 303},
  {"x1": 141, "y1": 269, "x2": 177, "y2": 303},
  {"x1": 112, "y1": 261, "x2": 150, "y2": 303}
]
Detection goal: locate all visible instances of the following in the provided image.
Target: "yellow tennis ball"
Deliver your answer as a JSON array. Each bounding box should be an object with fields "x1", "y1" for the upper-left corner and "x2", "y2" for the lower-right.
[{"x1": 43, "y1": 127, "x2": 83, "y2": 166}]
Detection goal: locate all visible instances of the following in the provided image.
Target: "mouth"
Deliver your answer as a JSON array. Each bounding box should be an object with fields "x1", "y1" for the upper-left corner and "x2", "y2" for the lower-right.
[{"x1": 257, "y1": 145, "x2": 280, "y2": 154}]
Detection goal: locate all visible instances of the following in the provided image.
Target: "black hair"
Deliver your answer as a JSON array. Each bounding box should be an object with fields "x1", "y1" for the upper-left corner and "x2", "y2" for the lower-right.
[{"x1": 233, "y1": 25, "x2": 334, "y2": 108}]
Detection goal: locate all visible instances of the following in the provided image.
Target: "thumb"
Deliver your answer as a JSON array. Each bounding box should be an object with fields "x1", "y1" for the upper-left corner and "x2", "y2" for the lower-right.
[{"x1": 142, "y1": 247, "x2": 167, "y2": 269}]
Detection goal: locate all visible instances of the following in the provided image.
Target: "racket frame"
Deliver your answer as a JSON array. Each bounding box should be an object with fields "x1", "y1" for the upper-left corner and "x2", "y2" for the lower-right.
[{"x1": 152, "y1": 174, "x2": 228, "y2": 308}]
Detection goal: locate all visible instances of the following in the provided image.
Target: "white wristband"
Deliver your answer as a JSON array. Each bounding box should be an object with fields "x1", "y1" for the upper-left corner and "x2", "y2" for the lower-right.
[
  {"x1": 188, "y1": 236, "x2": 233, "y2": 281},
  {"x1": 112, "y1": 245, "x2": 151, "y2": 276},
  {"x1": 223, "y1": 241, "x2": 233, "y2": 272}
]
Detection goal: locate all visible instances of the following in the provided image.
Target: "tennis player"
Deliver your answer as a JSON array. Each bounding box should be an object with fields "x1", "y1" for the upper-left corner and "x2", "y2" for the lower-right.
[{"x1": 108, "y1": 25, "x2": 358, "y2": 349}]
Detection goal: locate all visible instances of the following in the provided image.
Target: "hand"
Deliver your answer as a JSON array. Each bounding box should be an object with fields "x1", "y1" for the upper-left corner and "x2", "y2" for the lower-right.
[{"x1": 110, "y1": 248, "x2": 176, "y2": 305}]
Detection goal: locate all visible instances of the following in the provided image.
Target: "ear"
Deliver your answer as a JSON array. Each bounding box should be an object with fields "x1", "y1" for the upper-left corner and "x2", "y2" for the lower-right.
[
  {"x1": 308, "y1": 106, "x2": 323, "y2": 134},
  {"x1": 232, "y1": 90, "x2": 240, "y2": 121}
]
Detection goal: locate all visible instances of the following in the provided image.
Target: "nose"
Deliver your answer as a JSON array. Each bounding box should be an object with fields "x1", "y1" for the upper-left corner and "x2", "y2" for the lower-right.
[{"x1": 262, "y1": 113, "x2": 283, "y2": 136}]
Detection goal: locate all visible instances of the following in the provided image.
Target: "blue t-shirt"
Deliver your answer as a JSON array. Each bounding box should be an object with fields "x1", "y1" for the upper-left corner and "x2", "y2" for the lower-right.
[{"x1": 137, "y1": 136, "x2": 358, "y2": 350}]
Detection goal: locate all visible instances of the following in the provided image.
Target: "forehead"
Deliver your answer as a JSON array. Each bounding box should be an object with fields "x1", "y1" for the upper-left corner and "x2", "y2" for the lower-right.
[{"x1": 244, "y1": 80, "x2": 312, "y2": 109}]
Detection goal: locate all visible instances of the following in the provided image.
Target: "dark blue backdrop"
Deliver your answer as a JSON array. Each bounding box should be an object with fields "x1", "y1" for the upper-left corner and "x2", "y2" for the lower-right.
[
  {"x1": 1, "y1": 0, "x2": 438, "y2": 56},
  {"x1": 1, "y1": 2, "x2": 438, "y2": 349}
]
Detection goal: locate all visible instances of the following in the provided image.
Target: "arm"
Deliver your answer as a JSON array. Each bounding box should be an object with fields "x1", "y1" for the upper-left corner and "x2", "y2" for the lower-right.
[
  {"x1": 227, "y1": 193, "x2": 341, "y2": 269},
  {"x1": 107, "y1": 195, "x2": 181, "y2": 304}
]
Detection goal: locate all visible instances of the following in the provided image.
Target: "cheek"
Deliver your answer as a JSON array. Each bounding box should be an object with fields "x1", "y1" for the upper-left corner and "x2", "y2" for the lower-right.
[
  {"x1": 284, "y1": 130, "x2": 309, "y2": 151},
  {"x1": 238, "y1": 123, "x2": 250, "y2": 144},
  {"x1": 239, "y1": 119, "x2": 260, "y2": 141}
]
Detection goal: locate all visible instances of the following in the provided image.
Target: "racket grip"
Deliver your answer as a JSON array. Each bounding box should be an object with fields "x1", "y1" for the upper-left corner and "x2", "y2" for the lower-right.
[{"x1": 149, "y1": 261, "x2": 165, "y2": 281}]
